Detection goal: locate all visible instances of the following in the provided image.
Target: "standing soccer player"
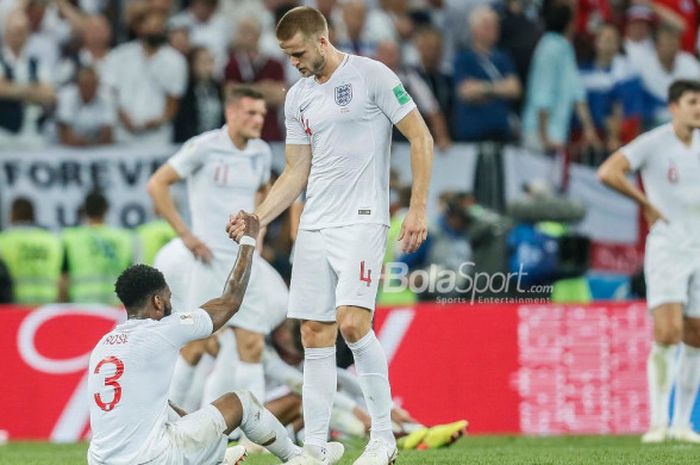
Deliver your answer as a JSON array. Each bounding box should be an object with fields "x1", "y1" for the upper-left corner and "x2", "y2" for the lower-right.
[
  {"x1": 598, "y1": 79, "x2": 700, "y2": 443},
  {"x1": 87, "y1": 213, "x2": 302, "y2": 465},
  {"x1": 228, "y1": 7, "x2": 433, "y2": 465},
  {"x1": 148, "y1": 87, "x2": 289, "y2": 414}
]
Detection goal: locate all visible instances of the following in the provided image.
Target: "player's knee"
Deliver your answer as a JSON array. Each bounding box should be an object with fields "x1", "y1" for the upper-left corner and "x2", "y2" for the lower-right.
[
  {"x1": 655, "y1": 325, "x2": 683, "y2": 345},
  {"x1": 236, "y1": 332, "x2": 265, "y2": 362},
  {"x1": 300, "y1": 321, "x2": 336, "y2": 348},
  {"x1": 212, "y1": 392, "x2": 243, "y2": 432},
  {"x1": 338, "y1": 314, "x2": 370, "y2": 343}
]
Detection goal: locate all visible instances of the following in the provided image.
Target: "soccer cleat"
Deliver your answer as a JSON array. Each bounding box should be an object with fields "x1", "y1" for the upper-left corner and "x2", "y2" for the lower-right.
[
  {"x1": 282, "y1": 442, "x2": 345, "y2": 465},
  {"x1": 397, "y1": 427, "x2": 428, "y2": 450},
  {"x1": 417, "y1": 420, "x2": 468, "y2": 449},
  {"x1": 224, "y1": 444, "x2": 247, "y2": 464},
  {"x1": 669, "y1": 426, "x2": 700, "y2": 444},
  {"x1": 352, "y1": 438, "x2": 398, "y2": 465},
  {"x1": 641, "y1": 427, "x2": 668, "y2": 444}
]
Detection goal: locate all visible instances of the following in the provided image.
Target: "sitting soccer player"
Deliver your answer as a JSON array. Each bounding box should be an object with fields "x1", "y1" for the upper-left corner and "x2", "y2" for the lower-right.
[{"x1": 86, "y1": 212, "x2": 316, "y2": 465}]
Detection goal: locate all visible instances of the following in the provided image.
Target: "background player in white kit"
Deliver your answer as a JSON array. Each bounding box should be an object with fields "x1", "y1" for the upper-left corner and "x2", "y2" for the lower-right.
[
  {"x1": 87, "y1": 212, "x2": 303, "y2": 465},
  {"x1": 599, "y1": 80, "x2": 700, "y2": 444},
  {"x1": 228, "y1": 7, "x2": 433, "y2": 465},
  {"x1": 148, "y1": 87, "x2": 288, "y2": 413}
]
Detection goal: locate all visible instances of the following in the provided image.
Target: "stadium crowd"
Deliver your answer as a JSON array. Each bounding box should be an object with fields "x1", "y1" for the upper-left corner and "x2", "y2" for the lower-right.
[
  {"x1": 0, "y1": 0, "x2": 698, "y2": 150},
  {"x1": 0, "y1": 0, "x2": 696, "y2": 305}
]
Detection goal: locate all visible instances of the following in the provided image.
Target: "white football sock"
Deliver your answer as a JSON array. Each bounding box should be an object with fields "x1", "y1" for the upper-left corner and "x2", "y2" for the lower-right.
[
  {"x1": 302, "y1": 346, "x2": 336, "y2": 457},
  {"x1": 647, "y1": 342, "x2": 678, "y2": 430},
  {"x1": 672, "y1": 343, "x2": 700, "y2": 429},
  {"x1": 169, "y1": 355, "x2": 196, "y2": 406},
  {"x1": 236, "y1": 390, "x2": 302, "y2": 460},
  {"x1": 347, "y1": 330, "x2": 395, "y2": 446},
  {"x1": 203, "y1": 329, "x2": 239, "y2": 404},
  {"x1": 184, "y1": 353, "x2": 214, "y2": 411},
  {"x1": 233, "y1": 361, "x2": 265, "y2": 406}
]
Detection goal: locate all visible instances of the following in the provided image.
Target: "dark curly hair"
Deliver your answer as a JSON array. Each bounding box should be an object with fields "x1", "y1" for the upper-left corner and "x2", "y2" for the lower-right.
[{"x1": 115, "y1": 264, "x2": 167, "y2": 313}]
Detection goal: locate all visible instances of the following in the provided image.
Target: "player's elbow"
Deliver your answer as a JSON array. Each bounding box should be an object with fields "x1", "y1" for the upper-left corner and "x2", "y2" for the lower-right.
[{"x1": 596, "y1": 162, "x2": 615, "y2": 186}]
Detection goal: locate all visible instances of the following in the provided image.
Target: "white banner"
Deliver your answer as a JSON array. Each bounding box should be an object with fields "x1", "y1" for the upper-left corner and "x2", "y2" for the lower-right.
[
  {"x1": 0, "y1": 144, "x2": 178, "y2": 230},
  {"x1": 1, "y1": 142, "x2": 638, "y2": 243}
]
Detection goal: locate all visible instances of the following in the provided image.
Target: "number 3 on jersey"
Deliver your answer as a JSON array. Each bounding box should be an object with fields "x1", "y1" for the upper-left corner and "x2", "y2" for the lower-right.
[{"x1": 94, "y1": 356, "x2": 125, "y2": 412}]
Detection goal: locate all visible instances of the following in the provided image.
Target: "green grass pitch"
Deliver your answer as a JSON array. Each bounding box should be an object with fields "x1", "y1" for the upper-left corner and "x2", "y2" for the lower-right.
[{"x1": 1, "y1": 436, "x2": 699, "y2": 465}]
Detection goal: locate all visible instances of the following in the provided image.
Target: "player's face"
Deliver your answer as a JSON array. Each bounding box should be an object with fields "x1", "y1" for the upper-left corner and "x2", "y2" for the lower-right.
[
  {"x1": 279, "y1": 32, "x2": 327, "y2": 78},
  {"x1": 227, "y1": 97, "x2": 267, "y2": 139},
  {"x1": 671, "y1": 91, "x2": 700, "y2": 128}
]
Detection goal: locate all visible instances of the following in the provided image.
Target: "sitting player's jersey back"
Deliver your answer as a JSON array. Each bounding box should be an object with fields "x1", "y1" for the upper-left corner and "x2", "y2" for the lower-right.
[{"x1": 87, "y1": 309, "x2": 212, "y2": 465}]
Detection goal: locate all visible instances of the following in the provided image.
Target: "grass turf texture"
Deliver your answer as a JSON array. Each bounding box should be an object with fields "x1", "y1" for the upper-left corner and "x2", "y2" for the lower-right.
[{"x1": 1, "y1": 436, "x2": 699, "y2": 465}]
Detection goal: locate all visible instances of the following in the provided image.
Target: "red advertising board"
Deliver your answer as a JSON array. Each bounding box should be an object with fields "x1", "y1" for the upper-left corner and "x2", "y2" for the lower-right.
[{"x1": 0, "y1": 302, "x2": 652, "y2": 441}]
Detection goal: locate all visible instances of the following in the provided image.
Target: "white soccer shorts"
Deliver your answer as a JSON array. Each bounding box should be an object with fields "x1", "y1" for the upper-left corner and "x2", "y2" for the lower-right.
[
  {"x1": 185, "y1": 250, "x2": 289, "y2": 333},
  {"x1": 645, "y1": 222, "x2": 700, "y2": 316},
  {"x1": 132, "y1": 404, "x2": 228, "y2": 465},
  {"x1": 288, "y1": 224, "x2": 388, "y2": 322}
]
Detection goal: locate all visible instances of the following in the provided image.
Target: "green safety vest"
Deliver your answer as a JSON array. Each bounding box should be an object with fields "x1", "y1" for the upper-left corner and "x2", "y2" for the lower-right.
[
  {"x1": 63, "y1": 225, "x2": 133, "y2": 304},
  {"x1": 0, "y1": 226, "x2": 63, "y2": 304},
  {"x1": 377, "y1": 212, "x2": 417, "y2": 307},
  {"x1": 136, "y1": 219, "x2": 176, "y2": 265}
]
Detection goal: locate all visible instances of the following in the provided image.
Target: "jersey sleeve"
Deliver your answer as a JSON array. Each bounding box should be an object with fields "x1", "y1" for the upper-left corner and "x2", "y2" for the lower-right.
[
  {"x1": 366, "y1": 60, "x2": 417, "y2": 125},
  {"x1": 168, "y1": 138, "x2": 202, "y2": 178},
  {"x1": 284, "y1": 86, "x2": 311, "y2": 145},
  {"x1": 155, "y1": 308, "x2": 213, "y2": 348},
  {"x1": 619, "y1": 130, "x2": 653, "y2": 171}
]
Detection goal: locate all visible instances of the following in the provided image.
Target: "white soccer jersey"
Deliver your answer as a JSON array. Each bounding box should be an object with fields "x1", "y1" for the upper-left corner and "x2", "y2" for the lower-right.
[
  {"x1": 621, "y1": 123, "x2": 700, "y2": 234},
  {"x1": 87, "y1": 309, "x2": 213, "y2": 465},
  {"x1": 168, "y1": 126, "x2": 272, "y2": 252},
  {"x1": 284, "y1": 54, "x2": 417, "y2": 230}
]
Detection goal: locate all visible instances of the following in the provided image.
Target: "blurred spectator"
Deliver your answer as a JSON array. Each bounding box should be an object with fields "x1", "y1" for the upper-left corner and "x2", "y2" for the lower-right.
[
  {"x1": 56, "y1": 14, "x2": 112, "y2": 86},
  {"x1": 0, "y1": 10, "x2": 55, "y2": 147},
  {"x1": 623, "y1": 4, "x2": 655, "y2": 64},
  {"x1": 3, "y1": 0, "x2": 84, "y2": 72},
  {"x1": 375, "y1": 40, "x2": 452, "y2": 150},
  {"x1": 497, "y1": 0, "x2": 541, "y2": 94},
  {"x1": 169, "y1": 0, "x2": 230, "y2": 76},
  {"x1": 398, "y1": 193, "x2": 473, "y2": 298},
  {"x1": 577, "y1": 24, "x2": 643, "y2": 157},
  {"x1": 334, "y1": 0, "x2": 396, "y2": 57},
  {"x1": 0, "y1": 257, "x2": 12, "y2": 303},
  {"x1": 61, "y1": 191, "x2": 133, "y2": 304},
  {"x1": 174, "y1": 46, "x2": 223, "y2": 142},
  {"x1": 168, "y1": 23, "x2": 191, "y2": 56},
  {"x1": 629, "y1": 23, "x2": 700, "y2": 128},
  {"x1": 56, "y1": 66, "x2": 116, "y2": 146},
  {"x1": 453, "y1": 5, "x2": 521, "y2": 142},
  {"x1": 103, "y1": 8, "x2": 187, "y2": 144},
  {"x1": 413, "y1": 26, "x2": 453, "y2": 122},
  {"x1": 136, "y1": 217, "x2": 176, "y2": 265},
  {"x1": 0, "y1": 197, "x2": 63, "y2": 304},
  {"x1": 521, "y1": 3, "x2": 600, "y2": 154},
  {"x1": 224, "y1": 16, "x2": 285, "y2": 141},
  {"x1": 654, "y1": 0, "x2": 698, "y2": 54}
]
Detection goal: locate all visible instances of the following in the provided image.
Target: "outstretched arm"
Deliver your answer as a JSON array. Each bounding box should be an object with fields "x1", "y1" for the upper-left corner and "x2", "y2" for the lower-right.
[
  {"x1": 201, "y1": 212, "x2": 259, "y2": 332},
  {"x1": 227, "y1": 144, "x2": 311, "y2": 240}
]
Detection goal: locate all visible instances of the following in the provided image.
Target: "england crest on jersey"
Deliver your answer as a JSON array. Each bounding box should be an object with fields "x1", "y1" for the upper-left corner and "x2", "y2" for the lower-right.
[{"x1": 335, "y1": 83, "x2": 353, "y2": 106}]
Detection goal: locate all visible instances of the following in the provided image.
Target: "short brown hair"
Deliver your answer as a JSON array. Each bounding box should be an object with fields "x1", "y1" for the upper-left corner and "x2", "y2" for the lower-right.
[
  {"x1": 225, "y1": 86, "x2": 265, "y2": 105},
  {"x1": 275, "y1": 6, "x2": 328, "y2": 41},
  {"x1": 668, "y1": 79, "x2": 700, "y2": 103}
]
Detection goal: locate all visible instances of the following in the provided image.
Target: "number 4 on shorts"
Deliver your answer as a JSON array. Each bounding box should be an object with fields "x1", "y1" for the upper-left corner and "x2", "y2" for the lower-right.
[{"x1": 359, "y1": 260, "x2": 372, "y2": 287}]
